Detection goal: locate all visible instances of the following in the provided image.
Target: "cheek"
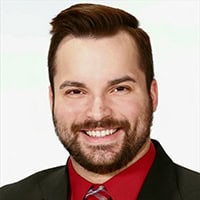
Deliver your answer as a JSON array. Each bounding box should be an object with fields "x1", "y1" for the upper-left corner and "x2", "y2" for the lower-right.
[
  {"x1": 111, "y1": 97, "x2": 145, "y2": 120},
  {"x1": 54, "y1": 98, "x2": 88, "y2": 122}
]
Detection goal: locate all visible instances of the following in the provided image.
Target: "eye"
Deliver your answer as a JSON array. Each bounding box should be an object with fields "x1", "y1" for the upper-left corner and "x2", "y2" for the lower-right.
[
  {"x1": 111, "y1": 85, "x2": 131, "y2": 94},
  {"x1": 65, "y1": 89, "x2": 85, "y2": 97}
]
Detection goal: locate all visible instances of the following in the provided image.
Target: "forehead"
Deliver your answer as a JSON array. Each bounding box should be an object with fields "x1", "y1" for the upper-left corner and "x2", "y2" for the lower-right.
[
  {"x1": 54, "y1": 31, "x2": 142, "y2": 84},
  {"x1": 57, "y1": 31, "x2": 139, "y2": 55}
]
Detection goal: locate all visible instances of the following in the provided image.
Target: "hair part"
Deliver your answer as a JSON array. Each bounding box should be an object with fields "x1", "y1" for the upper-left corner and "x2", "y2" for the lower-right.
[{"x1": 48, "y1": 3, "x2": 154, "y2": 94}]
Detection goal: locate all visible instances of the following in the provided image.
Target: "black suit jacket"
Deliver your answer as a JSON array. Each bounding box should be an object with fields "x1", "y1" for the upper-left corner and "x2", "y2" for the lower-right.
[{"x1": 0, "y1": 140, "x2": 200, "y2": 200}]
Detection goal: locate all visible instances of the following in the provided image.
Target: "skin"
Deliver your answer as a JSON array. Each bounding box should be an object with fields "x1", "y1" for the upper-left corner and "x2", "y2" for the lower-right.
[{"x1": 49, "y1": 31, "x2": 158, "y2": 183}]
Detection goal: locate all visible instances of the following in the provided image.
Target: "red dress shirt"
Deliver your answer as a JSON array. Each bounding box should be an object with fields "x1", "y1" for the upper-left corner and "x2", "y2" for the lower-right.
[{"x1": 68, "y1": 141, "x2": 156, "y2": 200}]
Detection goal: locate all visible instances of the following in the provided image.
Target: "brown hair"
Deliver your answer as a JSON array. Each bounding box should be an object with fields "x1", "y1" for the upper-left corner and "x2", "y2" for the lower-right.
[{"x1": 48, "y1": 3, "x2": 154, "y2": 94}]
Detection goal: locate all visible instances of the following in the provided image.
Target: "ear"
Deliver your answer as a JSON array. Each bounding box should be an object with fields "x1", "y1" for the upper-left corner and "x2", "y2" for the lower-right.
[
  {"x1": 150, "y1": 79, "x2": 158, "y2": 112},
  {"x1": 49, "y1": 86, "x2": 54, "y2": 111}
]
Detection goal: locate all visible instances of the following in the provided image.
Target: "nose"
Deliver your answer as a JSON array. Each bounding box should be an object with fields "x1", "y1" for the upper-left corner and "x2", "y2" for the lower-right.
[{"x1": 86, "y1": 95, "x2": 112, "y2": 121}]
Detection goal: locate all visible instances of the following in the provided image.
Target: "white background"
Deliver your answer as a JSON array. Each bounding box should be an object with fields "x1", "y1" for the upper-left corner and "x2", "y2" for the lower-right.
[{"x1": 0, "y1": 0, "x2": 199, "y2": 186}]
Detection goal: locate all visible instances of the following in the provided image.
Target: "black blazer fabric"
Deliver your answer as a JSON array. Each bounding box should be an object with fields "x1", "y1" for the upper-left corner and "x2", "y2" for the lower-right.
[{"x1": 0, "y1": 140, "x2": 200, "y2": 200}]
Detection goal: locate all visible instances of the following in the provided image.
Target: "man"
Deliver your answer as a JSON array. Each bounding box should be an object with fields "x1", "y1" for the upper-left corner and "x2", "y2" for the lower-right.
[{"x1": 0, "y1": 3, "x2": 199, "y2": 200}]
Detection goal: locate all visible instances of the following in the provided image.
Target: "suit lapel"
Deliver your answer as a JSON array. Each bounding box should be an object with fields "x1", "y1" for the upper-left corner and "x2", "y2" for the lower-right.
[
  {"x1": 39, "y1": 166, "x2": 69, "y2": 200},
  {"x1": 138, "y1": 140, "x2": 182, "y2": 200}
]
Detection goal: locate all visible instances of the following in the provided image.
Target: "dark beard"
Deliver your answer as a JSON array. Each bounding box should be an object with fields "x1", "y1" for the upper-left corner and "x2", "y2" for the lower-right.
[
  {"x1": 53, "y1": 100, "x2": 153, "y2": 174},
  {"x1": 66, "y1": 129, "x2": 151, "y2": 174}
]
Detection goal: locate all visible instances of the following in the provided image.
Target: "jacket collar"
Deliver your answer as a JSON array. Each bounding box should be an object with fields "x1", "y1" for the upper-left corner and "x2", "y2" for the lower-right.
[
  {"x1": 39, "y1": 166, "x2": 69, "y2": 200},
  {"x1": 138, "y1": 140, "x2": 182, "y2": 200}
]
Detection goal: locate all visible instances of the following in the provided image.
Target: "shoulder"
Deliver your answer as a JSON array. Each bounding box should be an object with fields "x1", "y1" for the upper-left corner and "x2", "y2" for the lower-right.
[
  {"x1": 174, "y1": 164, "x2": 200, "y2": 199},
  {"x1": 151, "y1": 140, "x2": 200, "y2": 200},
  {"x1": 0, "y1": 166, "x2": 66, "y2": 200}
]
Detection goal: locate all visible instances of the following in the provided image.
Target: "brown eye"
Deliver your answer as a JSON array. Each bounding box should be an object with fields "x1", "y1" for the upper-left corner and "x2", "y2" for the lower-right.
[
  {"x1": 69, "y1": 89, "x2": 82, "y2": 94},
  {"x1": 113, "y1": 86, "x2": 130, "y2": 93},
  {"x1": 65, "y1": 89, "x2": 85, "y2": 97},
  {"x1": 115, "y1": 86, "x2": 127, "y2": 92}
]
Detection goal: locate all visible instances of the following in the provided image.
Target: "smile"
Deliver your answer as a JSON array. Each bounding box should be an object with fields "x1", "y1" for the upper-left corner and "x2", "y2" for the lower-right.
[{"x1": 84, "y1": 129, "x2": 117, "y2": 137}]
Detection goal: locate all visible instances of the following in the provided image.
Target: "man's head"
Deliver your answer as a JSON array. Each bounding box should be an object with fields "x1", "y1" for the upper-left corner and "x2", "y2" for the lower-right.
[{"x1": 48, "y1": 3, "x2": 158, "y2": 174}]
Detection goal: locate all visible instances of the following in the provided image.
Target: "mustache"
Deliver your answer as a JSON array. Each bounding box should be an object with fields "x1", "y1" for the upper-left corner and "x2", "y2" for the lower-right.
[{"x1": 71, "y1": 117, "x2": 131, "y2": 133}]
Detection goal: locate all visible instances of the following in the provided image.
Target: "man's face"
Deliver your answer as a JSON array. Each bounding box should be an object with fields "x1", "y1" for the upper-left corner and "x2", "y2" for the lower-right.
[{"x1": 50, "y1": 31, "x2": 158, "y2": 174}]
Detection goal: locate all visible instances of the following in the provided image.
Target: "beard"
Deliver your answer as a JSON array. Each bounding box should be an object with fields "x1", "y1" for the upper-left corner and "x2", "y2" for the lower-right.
[{"x1": 53, "y1": 98, "x2": 153, "y2": 174}]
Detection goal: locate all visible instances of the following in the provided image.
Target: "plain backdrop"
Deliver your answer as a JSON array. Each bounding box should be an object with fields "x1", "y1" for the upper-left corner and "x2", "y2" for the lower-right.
[{"x1": 0, "y1": 0, "x2": 199, "y2": 186}]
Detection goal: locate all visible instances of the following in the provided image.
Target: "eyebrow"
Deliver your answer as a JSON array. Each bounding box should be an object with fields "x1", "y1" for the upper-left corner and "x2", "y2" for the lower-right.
[
  {"x1": 59, "y1": 81, "x2": 86, "y2": 89},
  {"x1": 59, "y1": 75, "x2": 136, "y2": 90},
  {"x1": 108, "y1": 75, "x2": 136, "y2": 86}
]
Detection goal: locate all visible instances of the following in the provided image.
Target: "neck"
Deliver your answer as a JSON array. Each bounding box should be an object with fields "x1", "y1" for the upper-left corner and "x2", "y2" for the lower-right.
[{"x1": 70, "y1": 138, "x2": 151, "y2": 184}]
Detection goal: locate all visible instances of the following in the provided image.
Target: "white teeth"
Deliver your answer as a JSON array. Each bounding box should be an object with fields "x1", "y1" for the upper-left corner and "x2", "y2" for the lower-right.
[{"x1": 86, "y1": 129, "x2": 117, "y2": 137}]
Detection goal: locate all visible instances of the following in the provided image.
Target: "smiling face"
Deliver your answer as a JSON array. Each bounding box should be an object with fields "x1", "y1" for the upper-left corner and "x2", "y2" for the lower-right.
[{"x1": 50, "y1": 31, "x2": 158, "y2": 174}]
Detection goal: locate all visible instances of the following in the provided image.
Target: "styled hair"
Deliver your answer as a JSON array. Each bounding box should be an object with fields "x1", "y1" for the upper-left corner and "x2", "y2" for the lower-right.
[{"x1": 48, "y1": 3, "x2": 154, "y2": 93}]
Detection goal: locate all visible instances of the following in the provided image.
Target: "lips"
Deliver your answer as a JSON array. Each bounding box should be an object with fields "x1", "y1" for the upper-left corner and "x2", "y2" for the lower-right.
[
  {"x1": 72, "y1": 119, "x2": 129, "y2": 139},
  {"x1": 80, "y1": 127, "x2": 124, "y2": 144}
]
